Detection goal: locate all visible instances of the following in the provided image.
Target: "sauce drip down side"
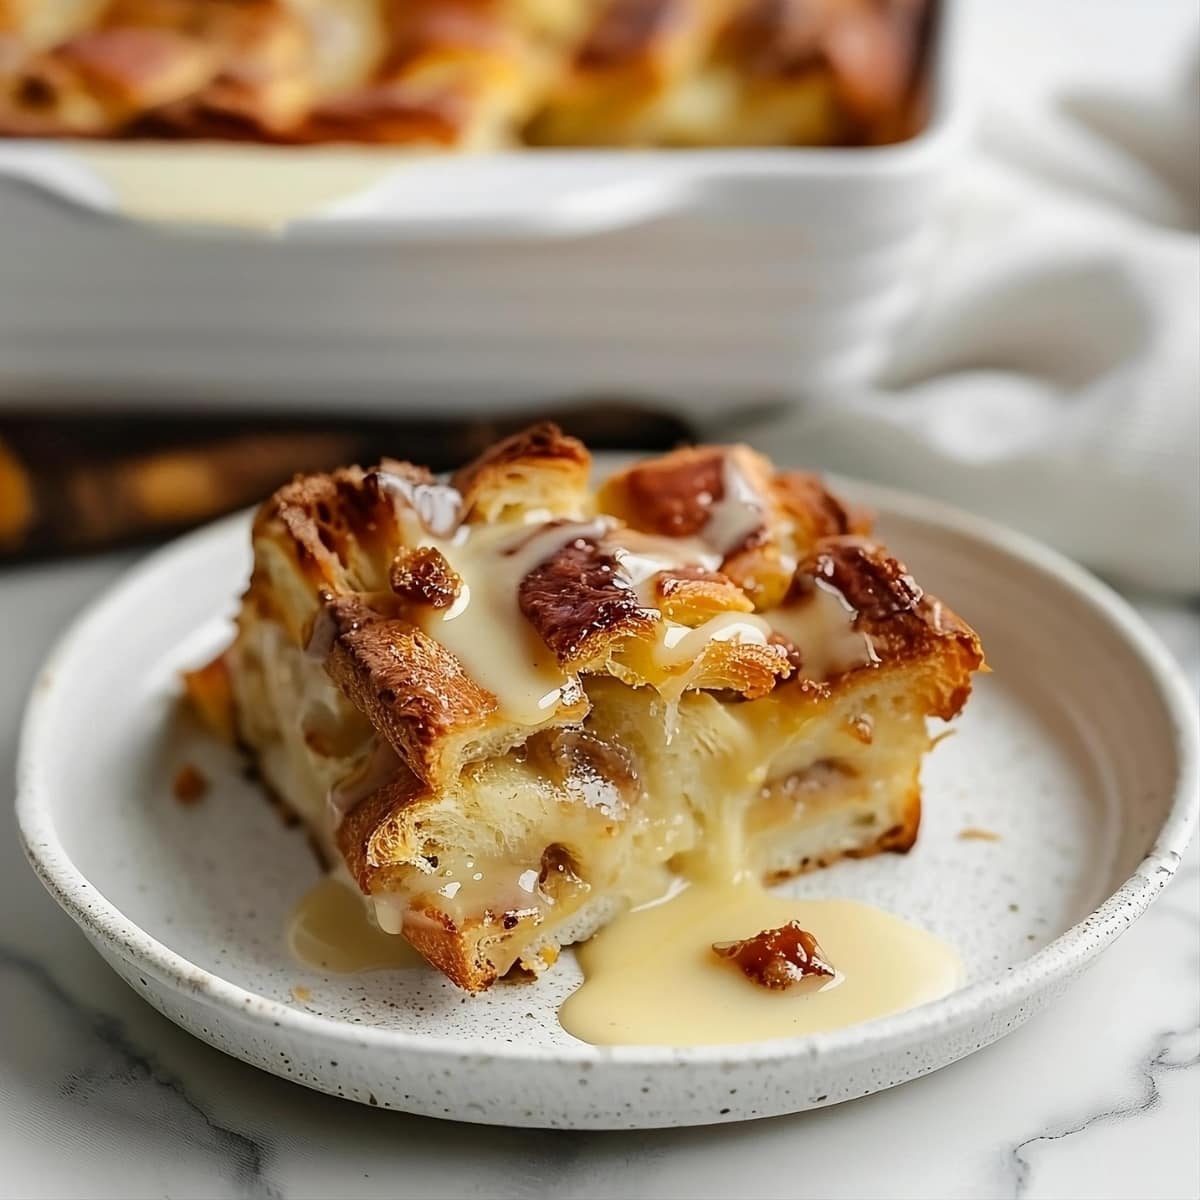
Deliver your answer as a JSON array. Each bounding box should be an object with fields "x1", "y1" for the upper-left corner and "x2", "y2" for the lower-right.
[{"x1": 289, "y1": 876, "x2": 424, "y2": 973}]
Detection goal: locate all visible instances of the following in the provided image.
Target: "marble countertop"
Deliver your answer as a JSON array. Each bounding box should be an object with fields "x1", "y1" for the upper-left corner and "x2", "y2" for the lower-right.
[{"x1": 1, "y1": 547, "x2": 1196, "y2": 1200}]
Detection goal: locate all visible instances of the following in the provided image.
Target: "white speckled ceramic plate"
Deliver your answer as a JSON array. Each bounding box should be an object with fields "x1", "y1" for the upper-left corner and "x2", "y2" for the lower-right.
[{"x1": 16, "y1": 481, "x2": 1198, "y2": 1129}]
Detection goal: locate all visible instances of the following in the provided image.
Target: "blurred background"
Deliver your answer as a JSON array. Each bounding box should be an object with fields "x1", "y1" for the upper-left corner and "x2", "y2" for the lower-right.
[{"x1": 0, "y1": 0, "x2": 1196, "y2": 593}]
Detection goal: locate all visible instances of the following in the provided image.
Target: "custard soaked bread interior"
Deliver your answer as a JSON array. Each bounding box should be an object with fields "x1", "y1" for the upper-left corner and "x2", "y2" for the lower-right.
[{"x1": 188, "y1": 426, "x2": 983, "y2": 991}]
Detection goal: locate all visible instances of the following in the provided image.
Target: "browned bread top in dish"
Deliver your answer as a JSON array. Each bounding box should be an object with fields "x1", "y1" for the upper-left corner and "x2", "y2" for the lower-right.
[{"x1": 1, "y1": 0, "x2": 932, "y2": 146}]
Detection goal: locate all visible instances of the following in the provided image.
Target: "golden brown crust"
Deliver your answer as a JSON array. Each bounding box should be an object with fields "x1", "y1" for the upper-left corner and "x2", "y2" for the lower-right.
[
  {"x1": 518, "y1": 536, "x2": 656, "y2": 671},
  {"x1": 58, "y1": 25, "x2": 214, "y2": 105},
  {"x1": 717, "y1": 0, "x2": 825, "y2": 79},
  {"x1": 336, "y1": 767, "x2": 550, "y2": 993},
  {"x1": 598, "y1": 445, "x2": 870, "y2": 561},
  {"x1": 600, "y1": 443, "x2": 783, "y2": 605},
  {"x1": 654, "y1": 565, "x2": 754, "y2": 624},
  {"x1": 322, "y1": 594, "x2": 500, "y2": 790},
  {"x1": 120, "y1": 0, "x2": 313, "y2": 135},
  {"x1": 797, "y1": 536, "x2": 984, "y2": 714},
  {"x1": 335, "y1": 765, "x2": 428, "y2": 891},
  {"x1": 529, "y1": 0, "x2": 930, "y2": 149},
  {"x1": 399, "y1": 901, "x2": 495, "y2": 992},
  {"x1": 716, "y1": 544, "x2": 790, "y2": 611},
  {"x1": 774, "y1": 470, "x2": 873, "y2": 548},
  {"x1": 803, "y1": 538, "x2": 923, "y2": 627},
  {"x1": 598, "y1": 444, "x2": 732, "y2": 540},
  {"x1": 290, "y1": 87, "x2": 464, "y2": 146},
  {"x1": 598, "y1": 444, "x2": 878, "y2": 610},
  {"x1": 574, "y1": 0, "x2": 680, "y2": 72},
  {"x1": 451, "y1": 422, "x2": 591, "y2": 524},
  {"x1": 717, "y1": 0, "x2": 925, "y2": 129},
  {"x1": 255, "y1": 465, "x2": 398, "y2": 584},
  {"x1": 690, "y1": 639, "x2": 793, "y2": 700},
  {"x1": 0, "y1": 0, "x2": 930, "y2": 145},
  {"x1": 401, "y1": 899, "x2": 546, "y2": 994},
  {"x1": 820, "y1": 1, "x2": 926, "y2": 132},
  {"x1": 0, "y1": 27, "x2": 214, "y2": 135}
]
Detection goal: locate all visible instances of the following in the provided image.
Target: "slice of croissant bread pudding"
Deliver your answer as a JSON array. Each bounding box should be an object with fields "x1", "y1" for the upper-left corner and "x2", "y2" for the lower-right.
[{"x1": 186, "y1": 425, "x2": 983, "y2": 991}]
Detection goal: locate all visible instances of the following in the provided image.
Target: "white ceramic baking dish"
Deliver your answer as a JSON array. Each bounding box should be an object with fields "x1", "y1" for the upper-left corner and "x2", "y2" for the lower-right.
[{"x1": 0, "y1": 4, "x2": 966, "y2": 416}]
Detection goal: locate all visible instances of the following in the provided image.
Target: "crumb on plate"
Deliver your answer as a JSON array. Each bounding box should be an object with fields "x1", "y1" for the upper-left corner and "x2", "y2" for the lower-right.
[
  {"x1": 172, "y1": 763, "x2": 208, "y2": 805},
  {"x1": 959, "y1": 826, "x2": 1001, "y2": 842}
]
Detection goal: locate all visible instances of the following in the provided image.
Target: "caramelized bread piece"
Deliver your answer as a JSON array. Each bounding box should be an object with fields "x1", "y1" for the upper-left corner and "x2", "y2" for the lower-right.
[
  {"x1": 205, "y1": 424, "x2": 983, "y2": 991},
  {"x1": 0, "y1": 25, "x2": 216, "y2": 135},
  {"x1": 451, "y1": 422, "x2": 591, "y2": 524},
  {"x1": 0, "y1": 0, "x2": 536, "y2": 144},
  {"x1": 598, "y1": 443, "x2": 872, "y2": 608},
  {"x1": 526, "y1": 0, "x2": 929, "y2": 147},
  {"x1": 321, "y1": 596, "x2": 503, "y2": 788}
]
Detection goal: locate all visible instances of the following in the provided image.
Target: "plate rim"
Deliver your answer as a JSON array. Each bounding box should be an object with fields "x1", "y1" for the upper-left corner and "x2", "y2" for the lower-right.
[{"x1": 15, "y1": 481, "x2": 1199, "y2": 1069}]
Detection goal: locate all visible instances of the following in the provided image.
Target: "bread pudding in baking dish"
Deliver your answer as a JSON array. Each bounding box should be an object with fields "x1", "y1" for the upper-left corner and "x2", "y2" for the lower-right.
[
  {"x1": 0, "y1": 0, "x2": 932, "y2": 147},
  {"x1": 185, "y1": 425, "x2": 983, "y2": 992}
]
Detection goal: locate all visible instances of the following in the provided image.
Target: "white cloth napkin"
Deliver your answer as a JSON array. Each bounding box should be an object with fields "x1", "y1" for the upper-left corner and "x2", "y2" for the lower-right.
[{"x1": 731, "y1": 2, "x2": 1200, "y2": 594}]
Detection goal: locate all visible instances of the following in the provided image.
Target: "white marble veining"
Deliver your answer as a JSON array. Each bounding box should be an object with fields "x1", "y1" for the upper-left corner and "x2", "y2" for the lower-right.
[{"x1": 0, "y1": 547, "x2": 1197, "y2": 1199}]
